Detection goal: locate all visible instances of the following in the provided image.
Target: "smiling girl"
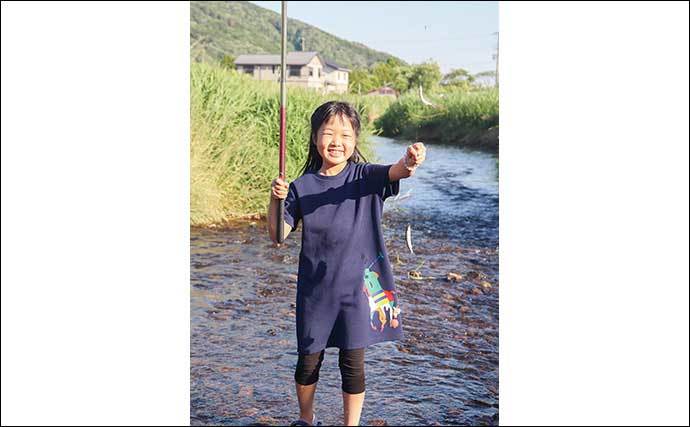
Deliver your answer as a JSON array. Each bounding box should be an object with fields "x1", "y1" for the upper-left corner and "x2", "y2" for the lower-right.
[{"x1": 267, "y1": 101, "x2": 426, "y2": 426}]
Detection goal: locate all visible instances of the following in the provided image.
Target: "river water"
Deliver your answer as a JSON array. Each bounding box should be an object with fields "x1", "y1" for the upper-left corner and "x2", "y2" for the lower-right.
[{"x1": 191, "y1": 136, "x2": 499, "y2": 426}]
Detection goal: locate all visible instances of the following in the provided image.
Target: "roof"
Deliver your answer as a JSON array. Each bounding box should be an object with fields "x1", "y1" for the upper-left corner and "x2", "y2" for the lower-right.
[
  {"x1": 235, "y1": 51, "x2": 322, "y2": 66},
  {"x1": 324, "y1": 59, "x2": 350, "y2": 72},
  {"x1": 235, "y1": 52, "x2": 350, "y2": 72}
]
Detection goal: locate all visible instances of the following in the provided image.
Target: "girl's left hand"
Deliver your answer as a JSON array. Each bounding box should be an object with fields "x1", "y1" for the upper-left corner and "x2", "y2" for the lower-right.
[{"x1": 405, "y1": 142, "x2": 427, "y2": 169}]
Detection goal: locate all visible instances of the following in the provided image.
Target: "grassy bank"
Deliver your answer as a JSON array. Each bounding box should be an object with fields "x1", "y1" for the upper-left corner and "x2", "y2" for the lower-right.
[
  {"x1": 374, "y1": 88, "x2": 499, "y2": 151},
  {"x1": 191, "y1": 62, "x2": 390, "y2": 226}
]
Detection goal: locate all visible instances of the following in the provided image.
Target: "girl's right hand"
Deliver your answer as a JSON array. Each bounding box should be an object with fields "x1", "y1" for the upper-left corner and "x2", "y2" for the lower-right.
[{"x1": 271, "y1": 177, "x2": 289, "y2": 200}]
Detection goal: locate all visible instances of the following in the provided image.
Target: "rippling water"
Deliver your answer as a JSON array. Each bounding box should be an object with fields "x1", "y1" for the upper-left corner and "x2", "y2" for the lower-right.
[{"x1": 191, "y1": 136, "x2": 499, "y2": 426}]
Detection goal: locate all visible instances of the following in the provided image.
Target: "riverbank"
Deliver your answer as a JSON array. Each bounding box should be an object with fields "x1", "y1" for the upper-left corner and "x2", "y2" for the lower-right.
[
  {"x1": 191, "y1": 63, "x2": 497, "y2": 227},
  {"x1": 374, "y1": 88, "x2": 499, "y2": 152},
  {"x1": 191, "y1": 63, "x2": 390, "y2": 227}
]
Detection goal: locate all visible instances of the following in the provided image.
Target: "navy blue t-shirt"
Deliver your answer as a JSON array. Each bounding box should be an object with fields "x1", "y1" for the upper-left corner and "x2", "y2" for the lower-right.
[{"x1": 284, "y1": 160, "x2": 404, "y2": 354}]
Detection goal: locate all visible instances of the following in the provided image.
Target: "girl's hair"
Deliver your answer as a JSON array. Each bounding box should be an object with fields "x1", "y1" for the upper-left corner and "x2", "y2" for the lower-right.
[{"x1": 300, "y1": 101, "x2": 368, "y2": 175}]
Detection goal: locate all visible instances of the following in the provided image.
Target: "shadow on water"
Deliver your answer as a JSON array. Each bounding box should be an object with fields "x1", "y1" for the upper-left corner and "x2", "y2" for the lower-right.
[{"x1": 191, "y1": 136, "x2": 499, "y2": 426}]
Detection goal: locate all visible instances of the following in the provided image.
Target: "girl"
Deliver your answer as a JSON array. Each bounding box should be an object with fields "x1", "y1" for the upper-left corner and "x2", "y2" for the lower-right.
[{"x1": 267, "y1": 101, "x2": 426, "y2": 426}]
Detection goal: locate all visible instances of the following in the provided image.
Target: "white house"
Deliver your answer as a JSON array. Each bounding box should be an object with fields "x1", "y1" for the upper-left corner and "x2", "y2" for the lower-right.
[{"x1": 234, "y1": 51, "x2": 349, "y2": 94}]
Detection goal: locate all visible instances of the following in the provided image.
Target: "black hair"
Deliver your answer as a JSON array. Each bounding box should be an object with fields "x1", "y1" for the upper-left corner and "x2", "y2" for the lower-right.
[{"x1": 300, "y1": 101, "x2": 368, "y2": 175}]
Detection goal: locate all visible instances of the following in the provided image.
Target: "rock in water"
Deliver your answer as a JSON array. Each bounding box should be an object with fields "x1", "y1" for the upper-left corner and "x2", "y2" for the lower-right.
[
  {"x1": 408, "y1": 271, "x2": 422, "y2": 280},
  {"x1": 447, "y1": 272, "x2": 463, "y2": 282}
]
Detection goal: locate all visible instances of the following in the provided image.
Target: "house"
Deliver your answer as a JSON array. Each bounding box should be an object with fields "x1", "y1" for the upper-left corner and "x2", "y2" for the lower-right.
[
  {"x1": 234, "y1": 51, "x2": 349, "y2": 94},
  {"x1": 323, "y1": 59, "x2": 349, "y2": 94}
]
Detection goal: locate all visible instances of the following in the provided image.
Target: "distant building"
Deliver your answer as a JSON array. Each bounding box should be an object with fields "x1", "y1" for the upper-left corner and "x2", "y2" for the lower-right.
[
  {"x1": 322, "y1": 59, "x2": 349, "y2": 94},
  {"x1": 366, "y1": 86, "x2": 399, "y2": 98},
  {"x1": 234, "y1": 51, "x2": 349, "y2": 94}
]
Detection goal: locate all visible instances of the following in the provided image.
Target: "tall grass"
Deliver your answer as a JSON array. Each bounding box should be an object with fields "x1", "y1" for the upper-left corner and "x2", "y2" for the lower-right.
[
  {"x1": 191, "y1": 62, "x2": 384, "y2": 226},
  {"x1": 374, "y1": 88, "x2": 499, "y2": 149}
]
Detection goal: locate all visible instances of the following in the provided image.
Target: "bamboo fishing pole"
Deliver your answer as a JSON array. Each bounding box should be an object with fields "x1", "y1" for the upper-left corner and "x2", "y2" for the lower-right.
[{"x1": 277, "y1": 0, "x2": 287, "y2": 244}]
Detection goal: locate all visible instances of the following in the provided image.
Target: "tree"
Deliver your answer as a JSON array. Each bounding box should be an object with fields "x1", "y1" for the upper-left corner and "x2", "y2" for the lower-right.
[
  {"x1": 293, "y1": 29, "x2": 304, "y2": 51},
  {"x1": 220, "y1": 55, "x2": 235, "y2": 70},
  {"x1": 406, "y1": 61, "x2": 442, "y2": 93},
  {"x1": 349, "y1": 68, "x2": 376, "y2": 94},
  {"x1": 349, "y1": 60, "x2": 443, "y2": 95},
  {"x1": 442, "y1": 68, "x2": 475, "y2": 84},
  {"x1": 441, "y1": 68, "x2": 476, "y2": 91},
  {"x1": 385, "y1": 57, "x2": 405, "y2": 68},
  {"x1": 473, "y1": 71, "x2": 496, "y2": 88},
  {"x1": 473, "y1": 70, "x2": 495, "y2": 79},
  {"x1": 371, "y1": 61, "x2": 407, "y2": 93}
]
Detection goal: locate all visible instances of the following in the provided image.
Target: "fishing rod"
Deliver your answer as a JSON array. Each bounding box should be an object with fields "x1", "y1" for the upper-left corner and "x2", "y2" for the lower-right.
[{"x1": 277, "y1": 0, "x2": 287, "y2": 243}]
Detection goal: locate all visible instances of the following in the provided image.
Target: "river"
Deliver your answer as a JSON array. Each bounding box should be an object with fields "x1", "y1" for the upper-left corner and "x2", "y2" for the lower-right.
[{"x1": 191, "y1": 136, "x2": 499, "y2": 425}]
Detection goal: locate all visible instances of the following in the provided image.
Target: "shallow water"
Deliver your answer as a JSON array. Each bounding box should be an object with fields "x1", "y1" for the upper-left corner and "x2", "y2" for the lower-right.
[{"x1": 191, "y1": 136, "x2": 499, "y2": 426}]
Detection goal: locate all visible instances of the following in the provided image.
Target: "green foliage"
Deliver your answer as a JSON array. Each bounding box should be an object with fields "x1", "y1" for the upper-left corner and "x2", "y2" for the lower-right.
[
  {"x1": 191, "y1": 62, "x2": 385, "y2": 225},
  {"x1": 385, "y1": 57, "x2": 406, "y2": 68},
  {"x1": 442, "y1": 68, "x2": 474, "y2": 84},
  {"x1": 349, "y1": 68, "x2": 377, "y2": 94},
  {"x1": 220, "y1": 54, "x2": 235, "y2": 69},
  {"x1": 406, "y1": 61, "x2": 442, "y2": 93},
  {"x1": 190, "y1": 1, "x2": 404, "y2": 69},
  {"x1": 349, "y1": 62, "x2": 400, "y2": 94},
  {"x1": 371, "y1": 61, "x2": 409, "y2": 93},
  {"x1": 473, "y1": 70, "x2": 496, "y2": 79},
  {"x1": 374, "y1": 87, "x2": 499, "y2": 148},
  {"x1": 349, "y1": 60, "x2": 446, "y2": 95},
  {"x1": 441, "y1": 69, "x2": 497, "y2": 91}
]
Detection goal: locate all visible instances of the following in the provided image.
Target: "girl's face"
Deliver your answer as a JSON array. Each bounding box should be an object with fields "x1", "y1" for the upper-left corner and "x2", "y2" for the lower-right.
[{"x1": 314, "y1": 114, "x2": 356, "y2": 170}]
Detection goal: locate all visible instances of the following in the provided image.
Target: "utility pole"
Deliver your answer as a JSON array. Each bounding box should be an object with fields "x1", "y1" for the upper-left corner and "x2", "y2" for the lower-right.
[{"x1": 494, "y1": 32, "x2": 499, "y2": 88}]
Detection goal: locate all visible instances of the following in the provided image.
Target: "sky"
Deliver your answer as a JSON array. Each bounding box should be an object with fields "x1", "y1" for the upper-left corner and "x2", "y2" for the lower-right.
[{"x1": 249, "y1": 1, "x2": 498, "y2": 75}]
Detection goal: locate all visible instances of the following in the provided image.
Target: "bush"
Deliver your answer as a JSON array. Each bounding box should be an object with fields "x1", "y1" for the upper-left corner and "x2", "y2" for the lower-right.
[{"x1": 374, "y1": 88, "x2": 498, "y2": 147}]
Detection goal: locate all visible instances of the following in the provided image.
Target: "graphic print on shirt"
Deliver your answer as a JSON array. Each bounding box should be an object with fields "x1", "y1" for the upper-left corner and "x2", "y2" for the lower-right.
[{"x1": 362, "y1": 253, "x2": 401, "y2": 332}]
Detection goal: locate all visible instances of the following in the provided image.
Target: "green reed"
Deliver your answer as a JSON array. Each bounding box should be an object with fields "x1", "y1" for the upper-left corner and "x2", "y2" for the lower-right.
[{"x1": 191, "y1": 62, "x2": 383, "y2": 226}]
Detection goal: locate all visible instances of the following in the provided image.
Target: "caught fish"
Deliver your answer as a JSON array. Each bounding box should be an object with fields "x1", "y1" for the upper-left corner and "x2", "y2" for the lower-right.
[
  {"x1": 405, "y1": 224, "x2": 414, "y2": 255},
  {"x1": 393, "y1": 187, "x2": 413, "y2": 202}
]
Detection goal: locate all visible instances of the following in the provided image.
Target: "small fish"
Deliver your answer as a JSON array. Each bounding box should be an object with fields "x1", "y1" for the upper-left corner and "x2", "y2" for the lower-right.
[
  {"x1": 393, "y1": 187, "x2": 413, "y2": 202},
  {"x1": 405, "y1": 224, "x2": 414, "y2": 255}
]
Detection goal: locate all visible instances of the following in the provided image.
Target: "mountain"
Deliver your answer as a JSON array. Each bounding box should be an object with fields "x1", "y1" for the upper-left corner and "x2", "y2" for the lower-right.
[{"x1": 191, "y1": 1, "x2": 405, "y2": 69}]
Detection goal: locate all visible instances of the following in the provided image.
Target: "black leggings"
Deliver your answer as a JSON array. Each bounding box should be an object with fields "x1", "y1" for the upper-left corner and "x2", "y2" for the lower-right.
[{"x1": 294, "y1": 348, "x2": 365, "y2": 394}]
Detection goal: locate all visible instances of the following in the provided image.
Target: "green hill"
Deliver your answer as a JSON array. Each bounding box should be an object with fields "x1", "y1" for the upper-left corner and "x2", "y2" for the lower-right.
[{"x1": 191, "y1": 1, "x2": 405, "y2": 69}]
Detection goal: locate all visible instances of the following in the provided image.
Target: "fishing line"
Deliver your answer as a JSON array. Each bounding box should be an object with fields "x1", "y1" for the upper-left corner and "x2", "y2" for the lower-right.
[{"x1": 366, "y1": 252, "x2": 385, "y2": 270}]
